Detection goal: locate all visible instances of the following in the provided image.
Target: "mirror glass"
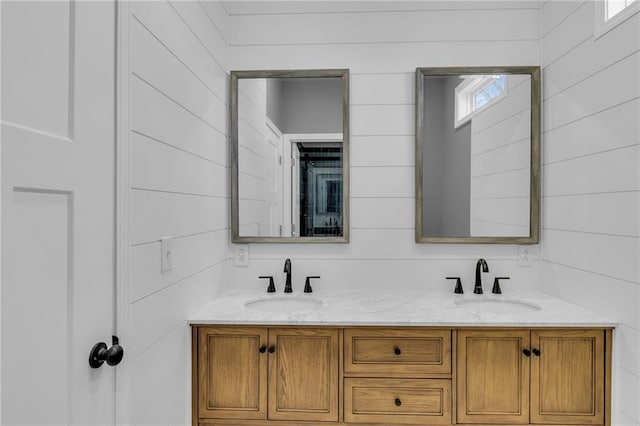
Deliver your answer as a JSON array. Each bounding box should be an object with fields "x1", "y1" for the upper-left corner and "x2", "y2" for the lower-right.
[
  {"x1": 416, "y1": 67, "x2": 540, "y2": 243},
  {"x1": 231, "y1": 70, "x2": 350, "y2": 243}
]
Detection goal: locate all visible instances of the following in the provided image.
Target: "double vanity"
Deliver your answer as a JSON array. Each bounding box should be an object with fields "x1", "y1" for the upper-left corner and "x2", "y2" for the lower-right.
[
  {"x1": 190, "y1": 285, "x2": 615, "y2": 426},
  {"x1": 193, "y1": 66, "x2": 615, "y2": 425}
]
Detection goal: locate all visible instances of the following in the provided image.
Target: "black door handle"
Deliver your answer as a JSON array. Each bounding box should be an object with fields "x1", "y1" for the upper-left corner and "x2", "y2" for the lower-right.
[
  {"x1": 89, "y1": 336, "x2": 124, "y2": 368},
  {"x1": 532, "y1": 348, "x2": 541, "y2": 356},
  {"x1": 268, "y1": 346, "x2": 276, "y2": 353},
  {"x1": 394, "y1": 347, "x2": 402, "y2": 355},
  {"x1": 522, "y1": 349, "x2": 531, "y2": 357},
  {"x1": 259, "y1": 345, "x2": 267, "y2": 353},
  {"x1": 395, "y1": 398, "x2": 402, "y2": 407}
]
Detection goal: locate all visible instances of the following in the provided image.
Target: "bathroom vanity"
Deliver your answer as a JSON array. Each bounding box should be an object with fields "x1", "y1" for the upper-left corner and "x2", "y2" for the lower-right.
[{"x1": 190, "y1": 291, "x2": 615, "y2": 426}]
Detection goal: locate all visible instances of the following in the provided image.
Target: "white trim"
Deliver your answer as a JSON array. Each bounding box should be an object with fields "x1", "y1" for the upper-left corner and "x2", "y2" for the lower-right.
[
  {"x1": 0, "y1": 0, "x2": 3, "y2": 420},
  {"x1": 284, "y1": 133, "x2": 344, "y2": 143},
  {"x1": 595, "y1": 0, "x2": 640, "y2": 40},
  {"x1": 115, "y1": 1, "x2": 131, "y2": 425}
]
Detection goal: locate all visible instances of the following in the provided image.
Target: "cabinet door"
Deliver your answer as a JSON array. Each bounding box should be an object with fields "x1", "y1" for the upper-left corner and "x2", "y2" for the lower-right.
[
  {"x1": 197, "y1": 327, "x2": 268, "y2": 419},
  {"x1": 268, "y1": 328, "x2": 339, "y2": 421},
  {"x1": 531, "y1": 329, "x2": 604, "y2": 424},
  {"x1": 457, "y1": 329, "x2": 530, "y2": 424}
]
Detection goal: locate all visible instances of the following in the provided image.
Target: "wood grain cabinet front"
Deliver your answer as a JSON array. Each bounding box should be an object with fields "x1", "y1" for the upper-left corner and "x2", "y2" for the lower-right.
[
  {"x1": 343, "y1": 328, "x2": 453, "y2": 425},
  {"x1": 457, "y1": 329, "x2": 531, "y2": 424},
  {"x1": 195, "y1": 326, "x2": 339, "y2": 423},
  {"x1": 344, "y1": 378, "x2": 452, "y2": 424},
  {"x1": 457, "y1": 328, "x2": 608, "y2": 425},
  {"x1": 267, "y1": 328, "x2": 339, "y2": 422},
  {"x1": 530, "y1": 329, "x2": 605, "y2": 425},
  {"x1": 344, "y1": 328, "x2": 452, "y2": 376},
  {"x1": 197, "y1": 327, "x2": 268, "y2": 420},
  {"x1": 193, "y1": 325, "x2": 611, "y2": 426}
]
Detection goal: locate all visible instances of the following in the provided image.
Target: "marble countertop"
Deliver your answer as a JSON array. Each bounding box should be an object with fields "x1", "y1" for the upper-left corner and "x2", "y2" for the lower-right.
[{"x1": 189, "y1": 289, "x2": 617, "y2": 327}]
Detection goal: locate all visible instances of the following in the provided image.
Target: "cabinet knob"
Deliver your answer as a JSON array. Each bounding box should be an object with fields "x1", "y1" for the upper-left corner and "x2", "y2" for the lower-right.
[
  {"x1": 259, "y1": 345, "x2": 267, "y2": 353},
  {"x1": 394, "y1": 347, "x2": 402, "y2": 356},
  {"x1": 268, "y1": 346, "x2": 276, "y2": 353},
  {"x1": 522, "y1": 349, "x2": 531, "y2": 357},
  {"x1": 532, "y1": 348, "x2": 541, "y2": 356},
  {"x1": 395, "y1": 398, "x2": 402, "y2": 407}
]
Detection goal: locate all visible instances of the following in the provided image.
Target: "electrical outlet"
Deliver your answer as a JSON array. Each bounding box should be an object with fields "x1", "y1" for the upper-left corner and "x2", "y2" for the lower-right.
[
  {"x1": 234, "y1": 244, "x2": 249, "y2": 267},
  {"x1": 518, "y1": 245, "x2": 535, "y2": 267},
  {"x1": 161, "y1": 236, "x2": 173, "y2": 273}
]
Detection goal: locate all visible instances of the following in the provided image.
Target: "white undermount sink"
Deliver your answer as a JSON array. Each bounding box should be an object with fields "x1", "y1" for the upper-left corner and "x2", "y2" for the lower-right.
[
  {"x1": 244, "y1": 296, "x2": 324, "y2": 313},
  {"x1": 455, "y1": 298, "x2": 542, "y2": 314}
]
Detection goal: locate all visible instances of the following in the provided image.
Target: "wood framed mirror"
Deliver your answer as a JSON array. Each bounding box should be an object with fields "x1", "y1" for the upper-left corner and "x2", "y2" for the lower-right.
[
  {"x1": 231, "y1": 69, "x2": 350, "y2": 243},
  {"x1": 415, "y1": 66, "x2": 540, "y2": 244}
]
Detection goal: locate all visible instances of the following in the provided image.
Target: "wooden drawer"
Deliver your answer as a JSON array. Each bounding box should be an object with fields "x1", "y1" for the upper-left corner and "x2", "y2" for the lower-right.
[
  {"x1": 344, "y1": 378, "x2": 451, "y2": 424},
  {"x1": 344, "y1": 328, "x2": 451, "y2": 376}
]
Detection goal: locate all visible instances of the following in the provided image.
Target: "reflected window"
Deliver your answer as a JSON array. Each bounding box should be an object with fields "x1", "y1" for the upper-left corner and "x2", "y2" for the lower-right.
[
  {"x1": 455, "y1": 74, "x2": 507, "y2": 127},
  {"x1": 606, "y1": 0, "x2": 637, "y2": 20},
  {"x1": 474, "y1": 75, "x2": 505, "y2": 109}
]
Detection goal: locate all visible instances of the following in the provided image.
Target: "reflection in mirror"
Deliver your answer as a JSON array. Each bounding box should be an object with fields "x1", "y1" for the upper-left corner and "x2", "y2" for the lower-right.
[
  {"x1": 416, "y1": 67, "x2": 540, "y2": 244},
  {"x1": 231, "y1": 70, "x2": 349, "y2": 243}
]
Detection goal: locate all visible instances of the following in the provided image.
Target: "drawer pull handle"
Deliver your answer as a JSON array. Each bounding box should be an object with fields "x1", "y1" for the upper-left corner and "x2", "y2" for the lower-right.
[
  {"x1": 268, "y1": 346, "x2": 276, "y2": 353},
  {"x1": 394, "y1": 347, "x2": 401, "y2": 356},
  {"x1": 523, "y1": 349, "x2": 531, "y2": 357},
  {"x1": 395, "y1": 398, "x2": 402, "y2": 407},
  {"x1": 532, "y1": 348, "x2": 541, "y2": 356},
  {"x1": 259, "y1": 345, "x2": 267, "y2": 353}
]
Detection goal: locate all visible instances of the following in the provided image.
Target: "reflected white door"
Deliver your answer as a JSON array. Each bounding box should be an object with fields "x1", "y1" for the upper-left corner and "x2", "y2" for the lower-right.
[
  {"x1": 1, "y1": 1, "x2": 116, "y2": 425},
  {"x1": 264, "y1": 120, "x2": 283, "y2": 236}
]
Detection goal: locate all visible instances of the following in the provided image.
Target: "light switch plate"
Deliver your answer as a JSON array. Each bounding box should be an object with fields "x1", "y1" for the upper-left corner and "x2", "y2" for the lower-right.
[
  {"x1": 161, "y1": 236, "x2": 173, "y2": 273},
  {"x1": 234, "y1": 244, "x2": 249, "y2": 267}
]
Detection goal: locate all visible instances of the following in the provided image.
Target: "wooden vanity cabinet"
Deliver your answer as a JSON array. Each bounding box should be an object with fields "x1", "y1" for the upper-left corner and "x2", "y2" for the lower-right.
[
  {"x1": 195, "y1": 326, "x2": 339, "y2": 423},
  {"x1": 194, "y1": 325, "x2": 611, "y2": 426},
  {"x1": 457, "y1": 329, "x2": 608, "y2": 425}
]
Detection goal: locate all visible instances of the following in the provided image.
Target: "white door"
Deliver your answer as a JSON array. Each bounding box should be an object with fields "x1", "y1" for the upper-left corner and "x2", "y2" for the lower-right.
[
  {"x1": 264, "y1": 120, "x2": 283, "y2": 236},
  {"x1": 1, "y1": 1, "x2": 117, "y2": 425}
]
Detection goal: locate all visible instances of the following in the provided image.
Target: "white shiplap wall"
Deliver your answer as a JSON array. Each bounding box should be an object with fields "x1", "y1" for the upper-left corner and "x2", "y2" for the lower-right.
[
  {"x1": 110, "y1": 1, "x2": 640, "y2": 425},
  {"x1": 470, "y1": 74, "x2": 531, "y2": 237},
  {"x1": 539, "y1": 2, "x2": 640, "y2": 425},
  {"x1": 121, "y1": 2, "x2": 229, "y2": 425},
  {"x1": 237, "y1": 78, "x2": 269, "y2": 235},
  {"x1": 226, "y1": 3, "x2": 542, "y2": 294}
]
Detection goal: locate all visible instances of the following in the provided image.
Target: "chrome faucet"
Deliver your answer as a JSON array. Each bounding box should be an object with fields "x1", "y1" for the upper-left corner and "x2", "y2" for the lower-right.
[
  {"x1": 283, "y1": 258, "x2": 292, "y2": 293},
  {"x1": 474, "y1": 258, "x2": 489, "y2": 294}
]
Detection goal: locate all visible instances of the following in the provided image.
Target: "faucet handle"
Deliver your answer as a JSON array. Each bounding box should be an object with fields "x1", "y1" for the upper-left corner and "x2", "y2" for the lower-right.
[
  {"x1": 492, "y1": 277, "x2": 510, "y2": 294},
  {"x1": 304, "y1": 276, "x2": 320, "y2": 293},
  {"x1": 446, "y1": 277, "x2": 464, "y2": 294},
  {"x1": 259, "y1": 276, "x2": 276, "y2": 293}
]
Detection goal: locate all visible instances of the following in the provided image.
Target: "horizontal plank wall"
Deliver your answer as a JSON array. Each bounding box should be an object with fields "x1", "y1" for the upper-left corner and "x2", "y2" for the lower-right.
[
  {"x1": 470, "y1": 74, "x2": 532, "y2": 237},
  {"x1": 237, "y1": 78, "x2": 269, "y2": 236},
  {"x1": 226, "y1": 2, "x2": 542, "y2": 292},
  {"x1": 539, "y1": 1, "x2": 640, "y2": 425},
  {"x1": 123, "y1": 1, "x2": 230, "y2": 425}
]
